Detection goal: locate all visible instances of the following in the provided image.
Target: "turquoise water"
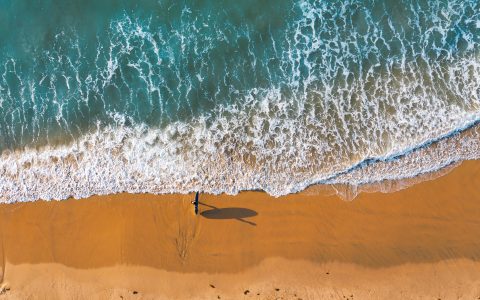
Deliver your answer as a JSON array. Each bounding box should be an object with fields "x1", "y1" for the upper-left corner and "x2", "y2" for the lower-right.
[
  {"x1": 0, "y1": 0, "x2": 480, "y2": 201},
  {"x1": 0, "y1": 0, "x2": 295, "y2": 149}
]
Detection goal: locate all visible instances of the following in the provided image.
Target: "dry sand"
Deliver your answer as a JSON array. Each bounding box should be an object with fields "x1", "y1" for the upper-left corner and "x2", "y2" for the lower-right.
[{"x1": 1, "y1": 160, "x2": 480, "y2": 299}]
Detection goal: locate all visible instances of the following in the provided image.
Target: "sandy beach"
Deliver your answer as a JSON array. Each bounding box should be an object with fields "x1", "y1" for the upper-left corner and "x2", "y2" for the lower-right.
[
  {"x1": 0, "y1": 160, "x2": 480, "y2": 299},
  {"x1": 1, "y1": 1, "x2": 480, "y2": 299}
]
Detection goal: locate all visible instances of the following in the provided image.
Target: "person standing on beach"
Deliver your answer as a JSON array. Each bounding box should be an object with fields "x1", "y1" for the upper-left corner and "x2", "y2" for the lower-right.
[{"x1": 191, "y1": 192, "x2": 199, "y2": 215}]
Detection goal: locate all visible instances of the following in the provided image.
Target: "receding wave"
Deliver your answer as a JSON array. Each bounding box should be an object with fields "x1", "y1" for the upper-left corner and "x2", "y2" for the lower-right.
[
  {"x1": 0, "y1": 0, "x2": 479, "y2": 202},
  {"x1": 1, "y1": 116, "x2": 480, "y2": 202}
]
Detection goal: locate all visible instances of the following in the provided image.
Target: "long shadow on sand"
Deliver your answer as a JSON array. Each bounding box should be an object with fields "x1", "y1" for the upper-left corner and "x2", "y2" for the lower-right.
[
  {"x1": 199, "y1": 202, "x2": 257, "y2": 226},
  {"x1": 3, "y1": 161, "x2": 480, "y2": 273}
]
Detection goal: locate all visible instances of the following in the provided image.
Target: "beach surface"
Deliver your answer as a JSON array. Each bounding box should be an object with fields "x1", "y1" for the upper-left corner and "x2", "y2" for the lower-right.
[{"x1": 1, "y1": 160, "x2": 480, "y2": 299}]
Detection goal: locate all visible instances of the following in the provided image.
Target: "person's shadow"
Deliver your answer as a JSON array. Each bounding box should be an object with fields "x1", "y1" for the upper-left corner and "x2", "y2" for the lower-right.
[{"x1": 199, "y1": 202, "x2": 257, "y2": 226}]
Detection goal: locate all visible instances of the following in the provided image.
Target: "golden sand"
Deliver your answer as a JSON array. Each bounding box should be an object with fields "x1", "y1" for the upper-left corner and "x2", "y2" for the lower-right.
[{"x1": 1, "y1": 160, "x2": 480, "y2": 299}]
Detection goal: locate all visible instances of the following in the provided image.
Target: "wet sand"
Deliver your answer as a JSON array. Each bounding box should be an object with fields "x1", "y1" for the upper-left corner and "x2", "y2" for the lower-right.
[{"x1": 1, "y1": 160, "x2": 480, "y2": 299}]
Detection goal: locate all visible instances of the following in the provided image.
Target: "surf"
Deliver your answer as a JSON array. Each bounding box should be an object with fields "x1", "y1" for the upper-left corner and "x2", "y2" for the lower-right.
[{"x1": 0, "y1": 0, "x2": 479, "y2": 202}]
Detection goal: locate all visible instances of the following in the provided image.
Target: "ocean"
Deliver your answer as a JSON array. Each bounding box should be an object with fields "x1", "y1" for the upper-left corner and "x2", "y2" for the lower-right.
[{"x1": 0, "y1": 0, "x2": 479, "y2": 202}]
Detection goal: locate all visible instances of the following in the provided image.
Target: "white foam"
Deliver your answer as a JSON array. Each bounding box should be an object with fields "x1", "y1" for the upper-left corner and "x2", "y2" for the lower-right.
[{"x1": 1, "y1": 110, "x2": 480, "y2": 203}]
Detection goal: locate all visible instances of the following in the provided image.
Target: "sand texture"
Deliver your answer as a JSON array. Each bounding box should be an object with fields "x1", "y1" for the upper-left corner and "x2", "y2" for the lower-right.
[{"x1": 0, "y1": 160, "x2": 480, "y2": 299}]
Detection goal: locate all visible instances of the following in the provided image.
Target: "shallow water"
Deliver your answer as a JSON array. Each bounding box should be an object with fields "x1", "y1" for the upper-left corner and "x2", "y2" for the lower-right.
[{"x1": 0, "y1": 0, "x2": 479, "y2": 201}]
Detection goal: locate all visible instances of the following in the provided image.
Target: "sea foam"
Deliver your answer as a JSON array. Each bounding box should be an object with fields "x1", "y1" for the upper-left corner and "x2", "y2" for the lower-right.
[{"x1": 1, "y1": 114, "x2": 480, "y2": 202}]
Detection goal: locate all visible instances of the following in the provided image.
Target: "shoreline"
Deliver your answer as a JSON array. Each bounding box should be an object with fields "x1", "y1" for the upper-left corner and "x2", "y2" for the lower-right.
[
  {"x1": 1, "y1": 121, "x2": 480, "y2": 203},
  {"x1": 1, "y1": 160, "x2": 480, "y2": 298}
]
